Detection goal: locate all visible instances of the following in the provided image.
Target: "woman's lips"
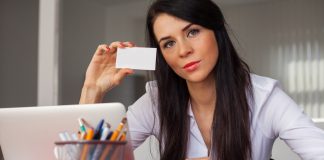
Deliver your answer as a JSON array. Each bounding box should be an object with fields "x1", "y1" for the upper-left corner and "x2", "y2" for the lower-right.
[{"x1": 183, "y1": 60, "x2": 200, "y2": 72}]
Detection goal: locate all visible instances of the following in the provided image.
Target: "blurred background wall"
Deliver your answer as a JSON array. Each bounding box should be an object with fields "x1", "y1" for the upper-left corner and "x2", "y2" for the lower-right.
[
  {"x1": 223, "y1": 0, "x2": 324, "y2": 119},
  {"x1": 0, "y1": 0, "x2": 38, "y2": 108}
]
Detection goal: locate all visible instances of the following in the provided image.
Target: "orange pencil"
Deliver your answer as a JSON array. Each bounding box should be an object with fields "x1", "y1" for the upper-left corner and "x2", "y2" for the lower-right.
[
  {"x1": 80, "y1": 129, "x2": 94, "y2": 160},
  {"x1": 109, "y1": 117, "x2": 127, "y2": 141},
  {"x1": 116, "y1": 127, "x2": 127, "y2": 141},
  {"x1": 119, "y1": 133, "x2": 126, "y2": 141},
  {"x1": 85, "y1": 129, "x2": 94, "y2": 140}
]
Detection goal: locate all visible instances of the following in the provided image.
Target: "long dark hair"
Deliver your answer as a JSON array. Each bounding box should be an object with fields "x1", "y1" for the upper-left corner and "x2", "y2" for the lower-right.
[{"x1": 146, "y1": 0, "x2": 253, "y2": 160}]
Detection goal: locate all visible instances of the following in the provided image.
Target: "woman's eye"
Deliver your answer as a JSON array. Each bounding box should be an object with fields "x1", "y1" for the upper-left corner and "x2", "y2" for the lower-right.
[
  {"x1": 188, "y1": 29, "x2": 200, "y2": 37},
  {"x1": 163, "y1": 41, "x2": 175, "y2": 49}
]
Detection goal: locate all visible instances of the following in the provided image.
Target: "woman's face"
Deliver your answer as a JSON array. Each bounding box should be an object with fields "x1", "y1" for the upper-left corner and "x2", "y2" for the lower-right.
[{"x1": 153, "y1": 13, "x2": 219, "y2": 83}]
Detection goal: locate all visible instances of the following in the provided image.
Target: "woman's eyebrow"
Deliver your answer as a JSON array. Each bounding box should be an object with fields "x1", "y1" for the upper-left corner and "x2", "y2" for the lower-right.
[
  {"x1": 182, "y1": 23, "x2": 193, "y2": 31},
  {"x1": 158, "y1": 36, "x2": 171, "y2": 44},
  {"x1": 158, "y1": 23, "x2": 194, "y2": 44}
]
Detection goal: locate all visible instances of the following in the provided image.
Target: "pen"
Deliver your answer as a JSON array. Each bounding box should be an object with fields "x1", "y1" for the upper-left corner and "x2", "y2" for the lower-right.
[
  {"x1": 78, "y1": 118, "x2": 87, "y2": 133},
  {"x1": 100, "y1": 124, "x2": 111, "y2": 140},
  {"x1": 59, "y1": 132, "x2": 68, "y2": 141},
  {"x1": 71, "y1": 133, "x2": 79, "y2": 141},
  {"x1": 81, "y1": 118, "x2": 94, "y2": 130},
  {"x1": 58, "y1": 132, "x2": 75, "y2": 159},
  {"x1": 93, "y1": 119, "x2": 105, "y2": 140},
  {"x1": 91, "y1": 123, "x2": 111, "y2": 160},
  {"x1": 63, "y1": 131, "x2": 72, "y2": 141}
]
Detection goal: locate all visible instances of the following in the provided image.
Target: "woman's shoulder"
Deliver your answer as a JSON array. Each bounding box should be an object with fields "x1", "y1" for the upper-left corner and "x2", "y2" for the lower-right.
[
  {"x1": 129, "y1": 80, "x2": 158, "y2": 111},
  {"x1": 126, "y1": 81, "x2": 160, "y2": 148},
  {"x1": 249, "y1": 74, "x2": 284, "y2": 116},
  {"x1": 127, "y1": 80, "x2": 159, "y2": 122},
  {"x1": 250, "y1": 73, "x2": 279, "y2": 93},
  {"x1": 126, "y1": 81, "x2": 159, "y2": 135}
]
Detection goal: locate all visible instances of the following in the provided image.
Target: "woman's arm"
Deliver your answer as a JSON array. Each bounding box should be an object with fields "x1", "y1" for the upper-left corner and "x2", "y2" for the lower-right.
[
  {"x1": 79, "y1": 41, "x2": 135, "y2": 104},
  {"x1": 266, "y1": 86, "x2": 324, "y2": 159}
]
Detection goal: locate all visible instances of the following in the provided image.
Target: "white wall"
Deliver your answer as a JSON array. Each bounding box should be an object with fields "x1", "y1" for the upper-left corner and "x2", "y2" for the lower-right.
[
  {"x1": 104, "y1": 0, "x2": 151, "y2": 77},
  {"x1": 222, "y1": 0, "x2": 324, "y2": 118},
  {"x1": 0, "y1": 0, "x2": 39, "y2": 158},
  {"x1": 0, "y1": 0, "x2": 38, "y2": 108},
  {"x1": 59, "y1": 0, "x2": 106, "y2": 105},
  {"x1": 59, "y1": 0, "x2": 148, "y2": 106}
]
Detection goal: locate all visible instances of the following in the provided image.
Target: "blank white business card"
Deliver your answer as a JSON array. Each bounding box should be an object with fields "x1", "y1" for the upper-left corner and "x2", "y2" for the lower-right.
[{"x1": 116, "y1": 47, "x2": 157, "y2": 70}]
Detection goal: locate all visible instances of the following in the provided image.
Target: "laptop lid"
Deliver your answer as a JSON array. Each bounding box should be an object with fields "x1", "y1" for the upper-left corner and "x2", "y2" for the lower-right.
[{"x1": 0, "y1": 103, "x2": 126, "y2": 160}]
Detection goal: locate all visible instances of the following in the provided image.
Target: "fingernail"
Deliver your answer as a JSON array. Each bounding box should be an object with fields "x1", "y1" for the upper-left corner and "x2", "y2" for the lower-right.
[
  {"x1": 120, "y1": 42, "x2": 126, "y2": 47},
  {"x1": 106, "y1": 46, "x2": 110, "y2": 52}
]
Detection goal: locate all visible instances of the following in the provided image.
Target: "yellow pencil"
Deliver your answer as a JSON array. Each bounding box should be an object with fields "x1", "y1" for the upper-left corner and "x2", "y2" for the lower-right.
[
  {"x1": 100, "y1": 117, "x2": 127, "y2": 160},
  {"x1": 109, "y1": 117, "x2": 127, "y2": 141}
]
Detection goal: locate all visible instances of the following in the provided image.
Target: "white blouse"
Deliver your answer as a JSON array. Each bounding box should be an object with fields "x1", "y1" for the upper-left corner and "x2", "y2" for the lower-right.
[{"x1": 126, "y1": 74, "x2": 324, "y2": 159}]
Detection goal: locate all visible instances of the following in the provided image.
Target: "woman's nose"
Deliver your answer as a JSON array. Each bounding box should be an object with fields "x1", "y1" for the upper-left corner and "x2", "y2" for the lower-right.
[{"x1": 178, "y1": 40, "x2": 193, "y2": 57}]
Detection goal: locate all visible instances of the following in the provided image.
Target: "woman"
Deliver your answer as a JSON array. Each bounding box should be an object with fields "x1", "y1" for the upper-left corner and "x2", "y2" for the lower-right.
[{"x1": 80, "y1": 0, "x2": 324, "y2": 159}]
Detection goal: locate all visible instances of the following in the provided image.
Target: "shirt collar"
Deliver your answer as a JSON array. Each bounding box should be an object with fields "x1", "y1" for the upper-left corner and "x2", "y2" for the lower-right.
[{"x1": 188, "y1": 100, "x2": 194, "y2": 118}]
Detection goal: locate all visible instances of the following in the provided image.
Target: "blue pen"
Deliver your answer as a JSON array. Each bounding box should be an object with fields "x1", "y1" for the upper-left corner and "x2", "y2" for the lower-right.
[
  {"x1": 93, "y1": 119, "x2": 105, "y2": 140},
  {"x1": 91, "y1": 122, "x2": 110, "y2": 160}
]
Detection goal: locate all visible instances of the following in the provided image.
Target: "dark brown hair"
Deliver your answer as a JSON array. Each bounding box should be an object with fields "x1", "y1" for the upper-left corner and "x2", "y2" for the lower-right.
[{"x1": 146, "y1": 0, "x2": 253, "y2": 159}]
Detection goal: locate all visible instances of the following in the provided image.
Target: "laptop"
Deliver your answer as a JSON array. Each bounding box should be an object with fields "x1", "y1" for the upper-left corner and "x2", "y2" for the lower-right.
[{"x1": 0, "y1": 103, "x2": 127, "y2": 160}]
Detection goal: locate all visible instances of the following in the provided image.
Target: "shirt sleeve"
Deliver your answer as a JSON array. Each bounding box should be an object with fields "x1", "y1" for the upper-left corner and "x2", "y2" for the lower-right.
[
  {"x1": 265, "y1": 85, "x2": 324, "y2": 159},
  {"x1": 126, "y1": 91, "x2": 158, "y2": 150}
]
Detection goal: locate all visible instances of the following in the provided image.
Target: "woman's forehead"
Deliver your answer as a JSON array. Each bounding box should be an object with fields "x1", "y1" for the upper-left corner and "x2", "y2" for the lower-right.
[{"x1": 153, "y1": 13, "x2": 191, "y2": 39}]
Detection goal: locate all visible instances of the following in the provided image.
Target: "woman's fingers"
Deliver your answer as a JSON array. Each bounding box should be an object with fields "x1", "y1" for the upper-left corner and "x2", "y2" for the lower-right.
[
  {"x1": 108, "y1": 41, "x2": 125, "y2": 53},
  {"x1": 94, "y1": 44, "x2": 110, "y2": 56},
  {"x1": 123, "y1": 41, "x2": 135, "y2": 47},
  {"x1": 108, "y1": 41, "x2": 136, "y2": 54},
  {"x1": 113, "y1": 68, "x2": 134, "y2": 85},
  {"x1": 94, "y1": 41, "x2": 137, "y2": 57}
]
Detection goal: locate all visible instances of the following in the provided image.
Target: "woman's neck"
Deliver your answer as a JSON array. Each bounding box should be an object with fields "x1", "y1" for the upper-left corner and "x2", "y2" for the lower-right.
[{"x1": 187, "y1": 75, "x2": 216, "y2": 114}]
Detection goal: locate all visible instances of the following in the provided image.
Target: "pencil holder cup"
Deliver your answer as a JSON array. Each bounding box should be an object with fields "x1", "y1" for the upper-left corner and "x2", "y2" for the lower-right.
[{"x1": 54, "y1": 140, "x2": 134, "y2": 160}]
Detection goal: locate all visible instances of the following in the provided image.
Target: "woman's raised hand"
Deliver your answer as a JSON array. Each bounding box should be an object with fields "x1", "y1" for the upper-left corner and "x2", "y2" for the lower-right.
[{"x1": 79, "y1": 41, "x2": 135, "y2": 104}]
